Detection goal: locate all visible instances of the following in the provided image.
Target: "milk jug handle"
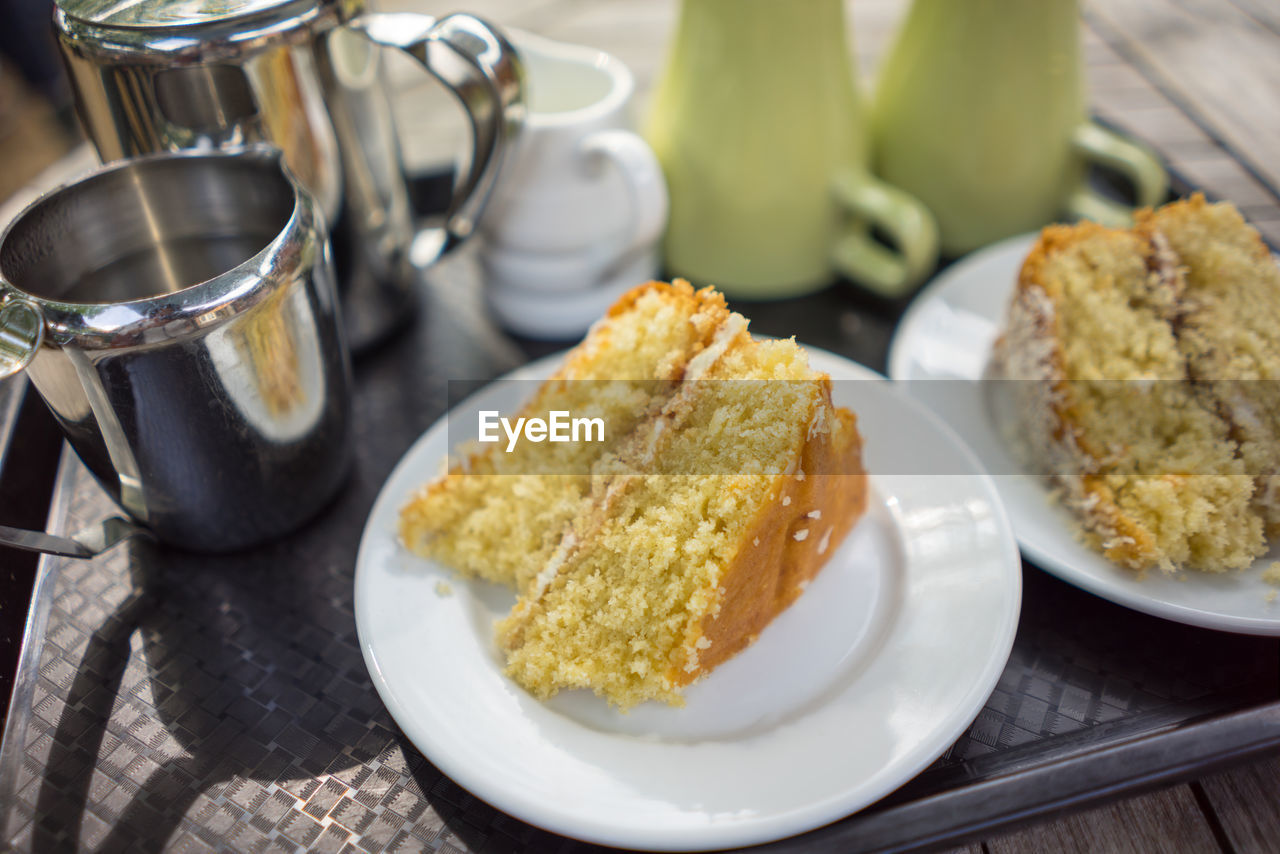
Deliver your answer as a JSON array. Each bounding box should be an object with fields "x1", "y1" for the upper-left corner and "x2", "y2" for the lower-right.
[
  {"x1": 579, "y1": 129, "x2": 670, "y2": 256},
  {"x1": 0, "y1": 295, "x2": 43, "y2": 380}
]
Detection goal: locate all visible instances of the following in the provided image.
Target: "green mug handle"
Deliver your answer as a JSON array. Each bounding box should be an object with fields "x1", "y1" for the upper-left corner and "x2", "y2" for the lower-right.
[
  {"x1": 831, "y1": 170, "x2": 939, "y2": 298},
  {"x1": 1064, "y1": 121, "x2": 1169, "y2": 228}
]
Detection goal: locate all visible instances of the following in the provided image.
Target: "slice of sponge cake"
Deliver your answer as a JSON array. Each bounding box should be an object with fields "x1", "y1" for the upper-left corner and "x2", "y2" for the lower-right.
[
  {"x1": 498, "y1": 333, "x2": 864, "y2": 707},
  {"x1": 400, "y1": 281, "x2": 867, "y2": 707}
]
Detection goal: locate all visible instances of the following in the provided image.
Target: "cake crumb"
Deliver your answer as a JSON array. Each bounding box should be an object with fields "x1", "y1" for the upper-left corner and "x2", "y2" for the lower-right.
[
  {"x1": 435, "y1": 580, "x2": 453, "y2": 597},
  {"x1": 1263, "y1": 562, "x2": 1280, "y2": 586},
  {"x1": 782, "y1": 496, "x2": 791, "y2": 506},
  {"x1": 793, "y1": 529, "x2": 809, "y2": 541},
  {"x1": 807, "y1": 510, "x2": 822, "y2": 520}
]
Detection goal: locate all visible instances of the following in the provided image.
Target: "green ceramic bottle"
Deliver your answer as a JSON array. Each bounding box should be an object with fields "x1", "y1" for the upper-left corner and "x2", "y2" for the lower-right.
[
  {"x1": 871, "y1": 0, "x2": 1168, "y2": 255},
  {"x1": 646, "y1": 0, "x2": 937, "y2": 297}
]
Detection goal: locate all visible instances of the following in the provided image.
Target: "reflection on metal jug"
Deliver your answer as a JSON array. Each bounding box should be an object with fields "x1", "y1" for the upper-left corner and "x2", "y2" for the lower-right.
[{"x1": 155, "y1": 65, "x2": 258, "y2": 136}]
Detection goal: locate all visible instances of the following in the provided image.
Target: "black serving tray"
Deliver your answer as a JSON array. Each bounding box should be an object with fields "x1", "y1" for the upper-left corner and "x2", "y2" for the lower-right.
[{"x1": 0, "y1": 168, "x2": 1277, "y2": 853}]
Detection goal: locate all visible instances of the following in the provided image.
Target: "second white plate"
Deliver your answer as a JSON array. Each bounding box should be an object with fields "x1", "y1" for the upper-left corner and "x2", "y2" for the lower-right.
[
  {"x1": 888, "y1": 235, "x2": 1280, "y2": 636},
  {"x1": 355, "y1": 347, "x2": 1021, "y2": 850}
]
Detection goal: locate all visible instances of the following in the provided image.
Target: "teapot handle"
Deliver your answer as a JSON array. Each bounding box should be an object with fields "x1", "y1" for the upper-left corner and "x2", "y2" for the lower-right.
[{"x1": 352, "y1": 12, "x2": 525, "y2": 264}]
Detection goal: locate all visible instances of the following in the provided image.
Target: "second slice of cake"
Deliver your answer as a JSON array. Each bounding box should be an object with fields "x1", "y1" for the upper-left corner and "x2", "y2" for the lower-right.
[{"x1": 989, "y1": 196, "x2": 1280, "y2": 573}]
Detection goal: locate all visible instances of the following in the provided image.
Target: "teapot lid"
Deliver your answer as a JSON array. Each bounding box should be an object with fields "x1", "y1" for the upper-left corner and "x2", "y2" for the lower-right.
[{"x1": 55, "y1": 0, "x2": 319, "y2": 29}]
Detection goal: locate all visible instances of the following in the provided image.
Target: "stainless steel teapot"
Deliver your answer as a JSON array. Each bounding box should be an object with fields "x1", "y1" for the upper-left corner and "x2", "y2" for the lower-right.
[{"x1": 54, "y1": 0, "x2": 524, "y2": 350}]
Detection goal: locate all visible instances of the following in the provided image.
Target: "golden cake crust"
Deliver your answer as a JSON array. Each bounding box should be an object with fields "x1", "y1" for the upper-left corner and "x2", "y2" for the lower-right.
[{"x1": 678, "y1": 408, "x2": 866, "y2": 683}]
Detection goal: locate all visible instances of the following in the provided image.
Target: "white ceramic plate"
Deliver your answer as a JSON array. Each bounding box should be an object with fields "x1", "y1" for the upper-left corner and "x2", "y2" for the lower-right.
[
  {"x1": 355, "y1": 348, "x2": 1022, "y2": 850},
  {"x1": 888, "y1": 235, "x2": 1280, "y2": 636}
]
